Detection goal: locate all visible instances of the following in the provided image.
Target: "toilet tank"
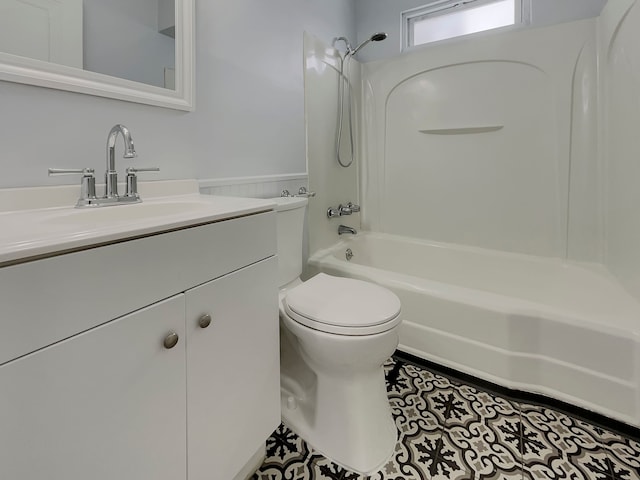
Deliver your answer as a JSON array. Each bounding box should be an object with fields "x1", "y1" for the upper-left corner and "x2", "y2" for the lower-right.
[{"x1": 273, "y1": 196, "x2": 308, "y2": 288}]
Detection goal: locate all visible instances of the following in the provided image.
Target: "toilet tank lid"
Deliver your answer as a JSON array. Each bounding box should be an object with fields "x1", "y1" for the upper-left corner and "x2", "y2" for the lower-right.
[
  {"x1": 272, "y1": 196, "x2": 308, "y2": 212},
  {"x1": 284, "y1": 273, "x2": 401, "y2": 329}
]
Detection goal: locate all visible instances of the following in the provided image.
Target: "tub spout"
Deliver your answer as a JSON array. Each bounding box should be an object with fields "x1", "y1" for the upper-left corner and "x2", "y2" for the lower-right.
[{"x1": 338, "y1": 225, "x2": 357, "y2": 235}]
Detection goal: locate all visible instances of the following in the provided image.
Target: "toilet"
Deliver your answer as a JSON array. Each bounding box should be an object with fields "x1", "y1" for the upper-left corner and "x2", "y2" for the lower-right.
[{"x1": 274, "y1": 196, "x2": 402, "y2": 474}]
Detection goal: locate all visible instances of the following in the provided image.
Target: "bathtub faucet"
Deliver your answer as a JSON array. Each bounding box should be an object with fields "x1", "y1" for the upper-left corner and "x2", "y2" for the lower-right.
[
  {"x1": 338, "y1": 225, "x2": 357, "y2": 235},
  {"x1": 327, "y1": 202, "x2": 360, "y2": 218}
]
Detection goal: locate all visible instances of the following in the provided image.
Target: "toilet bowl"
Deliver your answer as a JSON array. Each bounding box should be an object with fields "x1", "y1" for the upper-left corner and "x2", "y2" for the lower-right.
[
  {"x1": 273, "y1": 196, "x2": 402, "y2": 474},
  {"x1": 280, "y1": 273, "x2": 401, "y2": 473}
]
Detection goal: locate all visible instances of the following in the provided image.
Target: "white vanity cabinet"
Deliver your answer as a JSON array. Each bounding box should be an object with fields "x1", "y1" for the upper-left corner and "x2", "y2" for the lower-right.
[
  {"x1": 0, "y1": 295, "x2": 188, "y2": 480},
  {"x1": 0, "y1": 210, "x2": 279, "y2": 480},
  {"x1": 186, "y1": 257, "x2": 279, "y2": 480}
]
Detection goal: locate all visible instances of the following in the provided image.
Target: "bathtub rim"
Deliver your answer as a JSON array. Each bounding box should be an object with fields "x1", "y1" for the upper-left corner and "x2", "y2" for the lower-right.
[{"x1": 307, "y1": 231, "x2": 640, "y2": 338}]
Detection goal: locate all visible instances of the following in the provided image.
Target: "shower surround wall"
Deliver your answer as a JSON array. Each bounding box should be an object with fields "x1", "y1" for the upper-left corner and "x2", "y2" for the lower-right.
[
  {"x1": 352, "y1": 0, "x2": 640, "y2": 303},
  {"x1": 304, "y1": 32, "x2": 362, "y2": 257},
  {"x1": 361, "y1": 19, "x2": 600, "y2": 262},
  {"x1": 601, "y1": 0, "x2": 640, "y2": 303}
]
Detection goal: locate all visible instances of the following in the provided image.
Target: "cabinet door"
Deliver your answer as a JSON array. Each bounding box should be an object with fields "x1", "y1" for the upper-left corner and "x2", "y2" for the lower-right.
[
  {"x1": 186, "y1": 257, "x2": 280, "y2": 480},
  {"x1": 0, "y1": 295, "x2": 187, "y2": 480}
]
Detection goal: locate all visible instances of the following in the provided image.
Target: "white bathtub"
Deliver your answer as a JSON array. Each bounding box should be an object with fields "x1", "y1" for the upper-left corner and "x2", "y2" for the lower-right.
[{"x1": 307, "y1": 232, "x2": 640, "y2": 427}]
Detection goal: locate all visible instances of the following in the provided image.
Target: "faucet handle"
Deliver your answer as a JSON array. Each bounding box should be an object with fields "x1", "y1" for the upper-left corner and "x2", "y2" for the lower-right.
[
  {"x1": 296, "y1": 187, "x2": 316, "y2": 198},
  {"x1": 338, "y1": 204, "x2": 353, "y2": 215},
  {"x1": 345, "y1": 201, "x2": 360, "y2": 213},
  {"x1": 125, "y1": 167, "x2": 159, "y2": 198},
  {"x1": 48, "y1": 168, "x2": 97, "y2": 205},
  {"x1": 327, "y1": 206, "x2": 341, "y2": 218},
  {"x1": 48, "y1": 168, "x2": 95, "y2": 176},
  {"x1": 126, "y1": 167, "x2": 160, "y2": 173}
]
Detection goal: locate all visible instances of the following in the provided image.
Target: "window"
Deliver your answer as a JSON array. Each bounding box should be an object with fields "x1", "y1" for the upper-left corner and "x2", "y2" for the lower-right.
[{"x1": 403, "y1": 0, "x2": 527, "y2": 49}]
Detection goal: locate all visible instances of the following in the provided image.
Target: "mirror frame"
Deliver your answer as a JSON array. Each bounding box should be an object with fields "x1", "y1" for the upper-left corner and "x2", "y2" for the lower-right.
[{"x1": 0, "y1": 0, "x2": 194, "y2": 111}]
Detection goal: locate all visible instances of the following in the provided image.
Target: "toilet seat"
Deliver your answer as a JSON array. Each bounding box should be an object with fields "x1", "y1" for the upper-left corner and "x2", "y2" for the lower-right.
[{"x1": 283, "y1": 273, "x2": 401, "y2": 336}]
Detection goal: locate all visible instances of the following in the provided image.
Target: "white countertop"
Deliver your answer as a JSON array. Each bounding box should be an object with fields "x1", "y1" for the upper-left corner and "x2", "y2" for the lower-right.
[{"x1": 0, "y1": 180, "x2": 275, "y2": 266}]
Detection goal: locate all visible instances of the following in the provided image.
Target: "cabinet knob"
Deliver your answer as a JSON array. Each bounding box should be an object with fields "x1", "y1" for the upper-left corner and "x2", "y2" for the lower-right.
[
  {"x1": 163, "y1": 332, "x2": 179, "y2": 349},
  {"x1": 198, "y1": 314, "x2": 212, "y2": 329}
]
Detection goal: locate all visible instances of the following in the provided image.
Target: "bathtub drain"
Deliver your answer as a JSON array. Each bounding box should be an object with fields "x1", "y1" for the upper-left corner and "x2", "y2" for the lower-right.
[{"x1": 345, "y1": 248, "x2": 353, "y2": 261}]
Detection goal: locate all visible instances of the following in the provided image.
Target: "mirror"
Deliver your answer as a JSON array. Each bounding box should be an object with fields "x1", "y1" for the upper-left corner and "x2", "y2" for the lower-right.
[{"x1": 0, "y1": 0, "x2": 194, "y2": 110}]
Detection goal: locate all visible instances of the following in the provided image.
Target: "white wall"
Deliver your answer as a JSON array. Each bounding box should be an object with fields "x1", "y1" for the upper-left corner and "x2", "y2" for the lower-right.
[
  {"x1": 353, "y1": 0, "x2": 607, "y2": 63},
  {"x1": 0, "y1": 0, "x2": 355, "y2": 189},
  {"x1": 601, "y1": 0, "x2": 640, "y2": 300},
  {"x1": 194, "y1": 0, "x2": 355, "y2": 183},
  {"x1": 83, "y1": 0, "x2": 175, "y2": 89},
  {"x1": 531, "y1": 0, "x2": 607, "y2": 25},
  {"x1": 361, "y1": 19, "x2": 600, "y2": 259}
]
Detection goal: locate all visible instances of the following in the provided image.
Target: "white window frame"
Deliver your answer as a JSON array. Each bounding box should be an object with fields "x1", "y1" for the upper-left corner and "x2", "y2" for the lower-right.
[{"x1": 401, "y1": 0, "x2": 531, "y2": 51}]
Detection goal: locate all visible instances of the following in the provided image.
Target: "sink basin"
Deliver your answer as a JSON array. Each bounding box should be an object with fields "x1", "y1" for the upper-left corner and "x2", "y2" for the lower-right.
[{"x1": 45, "y1": 200, "x2": 214, "y2": 225}]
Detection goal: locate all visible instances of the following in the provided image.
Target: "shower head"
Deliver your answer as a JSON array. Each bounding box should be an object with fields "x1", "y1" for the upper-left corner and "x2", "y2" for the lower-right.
[
  {"x1": 370, "y1": 32, "x2": 388, "y2": 42},
  {"x1": 351, "y1": 32, "x2": 388, "y2": 56}
]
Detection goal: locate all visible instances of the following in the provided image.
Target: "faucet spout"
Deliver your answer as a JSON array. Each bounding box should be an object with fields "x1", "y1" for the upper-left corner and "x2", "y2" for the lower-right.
[
  {"x1": 338, "y1": 225, "x2": 357, "y2": 235},
  {"x1": 105, "y1": 124, "x2": 136, "y2": 198}
]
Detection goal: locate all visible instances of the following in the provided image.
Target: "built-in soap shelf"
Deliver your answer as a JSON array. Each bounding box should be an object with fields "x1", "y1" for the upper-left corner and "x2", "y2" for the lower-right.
[{"x1": 419, "y1": 125, "x2": 504, "y2": 135}]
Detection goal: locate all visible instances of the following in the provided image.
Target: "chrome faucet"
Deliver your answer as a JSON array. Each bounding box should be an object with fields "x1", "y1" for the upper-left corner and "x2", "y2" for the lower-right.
[
  {"x1": 105, "y1": 124, "x2": 137, "y2": 198},
  {"x1": 48, "y1": 124, "x2": 159, "y2": 208},
  {"x1": 338, "y1": 225, "x2": 357, "y2": 235},
  {"x1": 327, "y1": 202, "x2": 361, "y2": 218},
  {"x1": 281, "y1": 187, "x2": 317, "y2": 198}
]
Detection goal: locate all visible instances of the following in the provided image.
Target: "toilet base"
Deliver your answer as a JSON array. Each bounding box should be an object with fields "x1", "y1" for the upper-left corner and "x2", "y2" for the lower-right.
[{"x1": 280, "y1": 364, "x2": 397, "y2": 475}]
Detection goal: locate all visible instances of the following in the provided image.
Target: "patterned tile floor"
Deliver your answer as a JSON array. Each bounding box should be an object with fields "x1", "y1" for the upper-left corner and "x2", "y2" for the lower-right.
[{"x1": 252, "y1": 357, "x2": 640, "y2": 480}]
